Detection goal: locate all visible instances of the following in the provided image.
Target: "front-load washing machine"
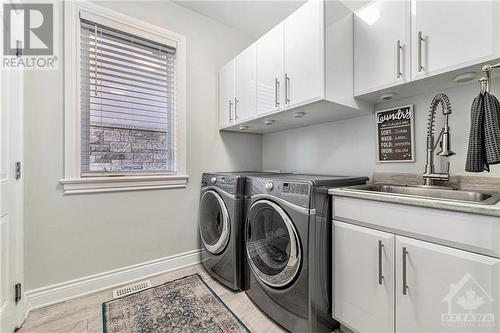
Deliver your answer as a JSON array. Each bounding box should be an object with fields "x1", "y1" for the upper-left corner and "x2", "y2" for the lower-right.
[
  {"x1": 199, "y1": 172, "x2": 285, "y2": 291},
  {"x1": 244, "y1": 174, "x2": 368, "y2": 332}
]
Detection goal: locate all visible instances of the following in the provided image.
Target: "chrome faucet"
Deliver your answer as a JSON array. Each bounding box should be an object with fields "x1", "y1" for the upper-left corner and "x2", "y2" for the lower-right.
[{"x1": 423, "y1": 93, "x2": 455, "y2": 186}]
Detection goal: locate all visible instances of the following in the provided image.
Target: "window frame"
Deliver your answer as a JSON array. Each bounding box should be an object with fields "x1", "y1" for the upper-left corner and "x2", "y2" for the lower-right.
[{"x1": 62, "y1": 1, "x2": 187, "y2": 194}]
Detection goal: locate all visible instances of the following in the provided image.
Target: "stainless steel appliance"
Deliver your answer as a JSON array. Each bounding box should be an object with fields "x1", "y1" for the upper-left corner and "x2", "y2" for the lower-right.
[{"x1": 244, "y1": 174, "x2": 368, "y2": 332}]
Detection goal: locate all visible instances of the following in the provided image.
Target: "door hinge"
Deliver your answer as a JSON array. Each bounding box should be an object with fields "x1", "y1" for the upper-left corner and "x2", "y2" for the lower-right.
[
  {"x1": 15, "y1": 162, "x2": 21, "y2": 180},
  {"x1": 15, "y1": 283, "x2": 22, "y2": 303}
]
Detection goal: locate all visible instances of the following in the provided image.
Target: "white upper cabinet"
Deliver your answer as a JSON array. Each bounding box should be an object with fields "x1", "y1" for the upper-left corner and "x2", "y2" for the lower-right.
[
  {"x1": 396, "y1": 236, "x2": 500, "y2": 333},
  {"x1": 412, "y1": 0, "x2": 500, "y2": 81},
  {"x1": 219, "y1": 0, "x2": 372, "y2": 133},
  {"x1": 219, "y1": 60, "x2": 235, "y2": 127},
  {"x1": 256, "y1": 23, "x2": 285, "y2": 116},
  {"x1": 333, "y1": 221, "x2": 395, "y2": 333},
  {"x1": 284, "y1": 0, "x2": 324, "y2": 109},
  {"x1": 235, "y1": 44, "x2": 257, "y2": 122},
  {"x1": 354, "y1": 0, "x2": 411, "y2": 95}
]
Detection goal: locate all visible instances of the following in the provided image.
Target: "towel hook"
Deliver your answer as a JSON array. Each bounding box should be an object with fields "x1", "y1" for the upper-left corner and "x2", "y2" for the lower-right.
[
  {"x1": 480, "y1": 62, "x2": 500, "y2": 94},
  {"x1": 479, "y1": 77, "x2": 488, "y2": 95}
]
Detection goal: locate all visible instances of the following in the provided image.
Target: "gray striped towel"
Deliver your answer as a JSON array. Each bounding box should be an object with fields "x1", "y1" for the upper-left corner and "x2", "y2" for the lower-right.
[{"x1": 465, "y1": 92, "x2": 500, "y2": 172}]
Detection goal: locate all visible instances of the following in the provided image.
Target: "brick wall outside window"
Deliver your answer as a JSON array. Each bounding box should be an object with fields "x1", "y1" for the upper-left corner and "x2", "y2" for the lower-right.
[{"x1": 89, "y1": 125, "x2": 168, "y2": 172}]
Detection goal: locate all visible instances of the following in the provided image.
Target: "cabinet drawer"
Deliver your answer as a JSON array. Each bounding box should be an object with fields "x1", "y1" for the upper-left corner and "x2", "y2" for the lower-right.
[{"x1": 333, "y1": 196, "x2": 500, "y2": 258}]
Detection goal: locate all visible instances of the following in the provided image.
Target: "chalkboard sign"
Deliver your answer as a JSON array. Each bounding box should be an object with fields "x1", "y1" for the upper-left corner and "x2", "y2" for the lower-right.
[{"x1": 376, "y1": 105, "x2": 414, "y2": 163}]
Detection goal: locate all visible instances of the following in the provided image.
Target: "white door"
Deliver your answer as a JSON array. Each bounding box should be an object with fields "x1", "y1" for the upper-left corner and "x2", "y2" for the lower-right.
[
  {"x1": 256, "y1": 22, "x2": 284, "y2": 116},
  {"x1": 396, "y1": 236, "x2": 500, "y2": 333},
  {"x1": 333, "y1": 221, "x2": 395, "y2": 333},
  {"x1": 412, "y1": 0, "x2": 500, "y2": 81},
  {"x1": 0, "y1": 69, "x2": 24, "y2": 332},
  {"x1": 235, "y1": 44, "x2": 256, "y2": 123},
  {"x1": 284, "y1": 0, "x2": 324, "y2": 109},
  {"x1": 354, "y1": 0, "x2": 411, "y2": 95},
  {"x1": 218, "y1": 60, "x2": 235, "y2": 128}
]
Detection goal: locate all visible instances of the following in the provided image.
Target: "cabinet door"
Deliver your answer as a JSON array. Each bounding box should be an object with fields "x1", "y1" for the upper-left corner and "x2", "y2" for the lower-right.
[
  {"x1": 256, "y1": 23, "x2": 284, "y2": 116},
  {"x1": 412, "y1": 0, "x2": 500, "y2": 80},
  {"x1": 219, "y1": 60, "x2": 235, "y2": 127},
  {"x1": 396, "y1": 236, "x2": 500, "y2": 333},
  {"x1": 284, "y1": 0, "x2": 324, "y2": 109},
  {"x1": 333, "y1": 221, "x2": 395, "y2": 333},
  {"x1": 354, "y1": 0, "x2": 410, "y2": 95},
  {"x1": 235, "y1": 44, "x2": 256, "y2": 122}
]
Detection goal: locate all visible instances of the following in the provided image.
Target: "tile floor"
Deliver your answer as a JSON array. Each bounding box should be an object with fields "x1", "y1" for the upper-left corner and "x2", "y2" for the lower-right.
[{"x1": 18, "y1": 264, "x2": 286, "y2": 333}]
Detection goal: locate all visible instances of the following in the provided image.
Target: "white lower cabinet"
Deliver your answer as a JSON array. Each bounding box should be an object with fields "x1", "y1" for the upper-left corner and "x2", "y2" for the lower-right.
[
  {"x1": 333, "y1": 221, "x2": 395, "y2": 333},
  {"x1": 396, "y1": 236, "x2": 500, "y2": 333},
  {"x1": 333, "y1": 220, "x2": 500, "y2": 333}
]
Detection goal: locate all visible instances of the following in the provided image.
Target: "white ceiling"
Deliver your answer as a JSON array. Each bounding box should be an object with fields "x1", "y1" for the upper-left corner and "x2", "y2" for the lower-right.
[
  {"x1": 174, "y1": 1, "x2": 371, "y2": 39},
  {"x1": 174, "y1": 1, "x2": 307, "y2": 38}
]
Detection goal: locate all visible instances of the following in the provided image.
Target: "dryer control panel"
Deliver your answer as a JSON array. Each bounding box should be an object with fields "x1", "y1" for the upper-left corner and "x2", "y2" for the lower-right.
[{"x1": 201, "y1": 174, "x2": 240, "y2": 195}]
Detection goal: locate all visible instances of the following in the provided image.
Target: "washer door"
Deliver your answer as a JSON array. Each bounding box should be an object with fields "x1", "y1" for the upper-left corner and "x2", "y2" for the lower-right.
[
  {"x1": 246, "y1": 199, "x2": 301, "y2": 288},
  {"x1": 199, "y1": 190, "x2": 230, "y2": 254}
]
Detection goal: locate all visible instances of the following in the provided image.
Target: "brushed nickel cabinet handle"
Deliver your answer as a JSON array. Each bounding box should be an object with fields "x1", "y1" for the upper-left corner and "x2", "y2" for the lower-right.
[
  {"x1": 402, "y1": 246, "x2": 409, "y2": 295},
  {"x1": 275, "y1": 78, "x2": 280, "y2": 108},
  {"x1": 378, "y1": 240, "x2": 384, "y2": 285},
  {"x1": 397, "y1": 40, "x2": 402, "y2": 78},
  {"x1": 234, "y1": 97, "x2": 239, "y2": 120},
  {"x1": 228, "y1": 100, "x2": 233, "y2": 122},
  {"x1": 285, "y1": 73, "x2": 290, "y2": 105},
  {"x1": 418, "y1": 31, "x2": 424, "y2": 72}
]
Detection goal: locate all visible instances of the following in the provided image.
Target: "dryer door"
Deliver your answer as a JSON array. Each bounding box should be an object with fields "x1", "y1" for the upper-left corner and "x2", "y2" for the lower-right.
[
  {"x1": 199, "y1": 190, "x2": 231, "y2": 254},
  {"x1": 246, "y1": 199, "x2": 301, "y2": 288}
]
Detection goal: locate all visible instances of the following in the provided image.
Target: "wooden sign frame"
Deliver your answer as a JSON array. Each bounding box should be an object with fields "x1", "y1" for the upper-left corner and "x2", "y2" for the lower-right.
[{"x1": 376, "y1": 105, "x2": 415, "y2": 163}]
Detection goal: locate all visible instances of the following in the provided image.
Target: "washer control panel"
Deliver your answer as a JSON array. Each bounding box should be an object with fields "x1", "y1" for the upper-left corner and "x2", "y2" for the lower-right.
[
  {"x1": 265, "y1": 182, "x2": 274, "y2": 191},
  {"x1": 282, "y1": 182, "x2": 308, "y2": 195},
  {"x1": 248, "y1": 177, "x2": 311, "y2": 208}
]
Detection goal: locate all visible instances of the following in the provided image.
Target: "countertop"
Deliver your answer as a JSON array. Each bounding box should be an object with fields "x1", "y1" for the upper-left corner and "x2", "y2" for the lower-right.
[
  {"x1": 328, "y1": 172, "x2": 500, "y2": 217},
  {"x1": 329, "y1": 186, "x2": 500, "y2": 217}
]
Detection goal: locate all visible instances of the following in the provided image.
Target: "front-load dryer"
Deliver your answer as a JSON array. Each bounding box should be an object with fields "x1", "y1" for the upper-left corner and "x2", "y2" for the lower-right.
[
  {"x1": 244, "y1": 174, "x2": 368, "y2": 332},
  {"x1": 199, "y1": 172, "x2": 285, "y2": 291}
]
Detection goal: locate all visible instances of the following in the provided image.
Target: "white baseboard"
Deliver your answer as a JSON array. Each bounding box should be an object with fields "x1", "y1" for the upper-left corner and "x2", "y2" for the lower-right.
[{"x1": 25, "y1": 249, "x2": 202, "y2": 313}]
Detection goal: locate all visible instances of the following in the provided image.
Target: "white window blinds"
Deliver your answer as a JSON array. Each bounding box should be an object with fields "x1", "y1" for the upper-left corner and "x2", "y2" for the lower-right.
[{"x1": 80, "y1": 18, "x2": 176, "y2": 174}]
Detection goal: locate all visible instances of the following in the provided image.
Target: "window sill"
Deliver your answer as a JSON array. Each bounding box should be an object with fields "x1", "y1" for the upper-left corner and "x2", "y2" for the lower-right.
[{"x1": 60, "y1": 175, "x2": 189, "y2": 195}]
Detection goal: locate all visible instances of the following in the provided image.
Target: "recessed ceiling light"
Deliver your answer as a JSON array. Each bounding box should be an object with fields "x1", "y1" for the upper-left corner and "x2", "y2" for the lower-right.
[
  {"x1": 379, "y1": 92, "x2": 396, "y2": 101},
  {"x1": 453, "y1": 72, "x2": 477, "y2": 83},
  {"x1": 293, "y1": 112, "x2": 306, "y2": 119},
  {"x1": 264, "y1": 119, "x2": 276, "y2": 126},
  {"x1": 239, "y1": 125, "x2": 249, "y2": 131}
]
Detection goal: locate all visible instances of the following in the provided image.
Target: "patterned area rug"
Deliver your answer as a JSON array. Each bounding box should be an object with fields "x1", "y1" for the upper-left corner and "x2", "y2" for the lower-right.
[{"x1": 102, "y1": 274, "x2": 249, "y2": 333}]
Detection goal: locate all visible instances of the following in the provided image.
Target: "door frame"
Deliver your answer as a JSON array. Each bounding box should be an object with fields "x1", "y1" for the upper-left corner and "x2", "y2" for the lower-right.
[{"x1": 0, "y1": 65, "x2": 25, "y2": 331}]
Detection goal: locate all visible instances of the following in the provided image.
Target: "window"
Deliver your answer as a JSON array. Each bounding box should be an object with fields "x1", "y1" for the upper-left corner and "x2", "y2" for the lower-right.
[
  {"x1": 80, "y1": 20, "x2": 175, "y2": 174},
  {"x1": 62, "y1": 2, "x2": 187, "y2": 194}
]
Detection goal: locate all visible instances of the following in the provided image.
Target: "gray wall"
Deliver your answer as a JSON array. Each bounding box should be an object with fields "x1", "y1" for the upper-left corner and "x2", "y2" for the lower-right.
[
  {"x1": 263, "y1": 79, "x2": 500, "y2": 179},
  {"x1": 24, "y1": 1, "x2": 262, "y2": 289}
]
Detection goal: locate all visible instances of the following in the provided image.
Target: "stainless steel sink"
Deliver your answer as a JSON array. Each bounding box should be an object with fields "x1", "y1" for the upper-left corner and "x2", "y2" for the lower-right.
[{"x1": 344, "y1": 184, "x2": 500, "y2": 205}]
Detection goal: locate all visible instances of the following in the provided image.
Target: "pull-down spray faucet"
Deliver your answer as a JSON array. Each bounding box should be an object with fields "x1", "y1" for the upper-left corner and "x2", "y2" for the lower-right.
[{"x1": 423, "y1": 93, "x2": 456, "y2": 186}]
